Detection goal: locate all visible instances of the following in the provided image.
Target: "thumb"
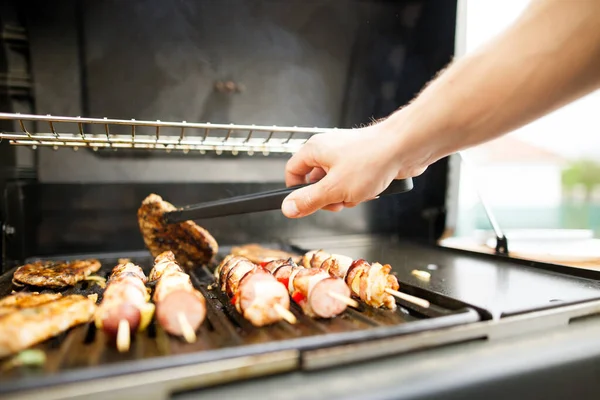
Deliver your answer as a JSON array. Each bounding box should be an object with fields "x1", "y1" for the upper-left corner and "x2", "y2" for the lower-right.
[{"x1": 281, "y1": 174, "x2": 341, "y2": 218}]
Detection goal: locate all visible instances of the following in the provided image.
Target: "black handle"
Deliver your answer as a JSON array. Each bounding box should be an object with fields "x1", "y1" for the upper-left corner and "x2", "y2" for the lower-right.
[{"x1": 164, "y1": 178, "x2": 414, "y2": 223}]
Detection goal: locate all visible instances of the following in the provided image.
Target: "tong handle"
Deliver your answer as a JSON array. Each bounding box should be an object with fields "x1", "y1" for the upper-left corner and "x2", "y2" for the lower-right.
[{"x1": 164, "y1": 178, "x2": 413, "y2": 222}]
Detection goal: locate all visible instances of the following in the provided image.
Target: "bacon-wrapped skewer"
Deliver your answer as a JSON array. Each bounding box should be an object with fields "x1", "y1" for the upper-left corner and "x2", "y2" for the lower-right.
[
  {"x1": 263, "y1": 259, "x2": 358, "y2": 318},
  {"x1": 302, "y1": 250, "x2": 430, "y2": 310},
  {"x1": 150, "y1": 251, "x2": 206, "y2": 343},
  {"x1": 215, "y1": 255, "x2": 295, "y2": 327},
  {"x1": 95, "y1": 262, "x2": 155, "y2": 352}
]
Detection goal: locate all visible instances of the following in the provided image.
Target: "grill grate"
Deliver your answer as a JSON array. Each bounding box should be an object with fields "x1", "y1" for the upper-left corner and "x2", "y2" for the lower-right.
[
  {"x1": 0, "y1": 248, "x2": 480, "y2": 397},
  {"x1": 0, "y1": 112, "x2": 337, "y2": 155}
]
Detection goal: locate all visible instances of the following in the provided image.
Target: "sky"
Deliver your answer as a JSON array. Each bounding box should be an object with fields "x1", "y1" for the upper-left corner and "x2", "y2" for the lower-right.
[{"x1": 463, "y1": 0, "x2": 600, "y2": 160}]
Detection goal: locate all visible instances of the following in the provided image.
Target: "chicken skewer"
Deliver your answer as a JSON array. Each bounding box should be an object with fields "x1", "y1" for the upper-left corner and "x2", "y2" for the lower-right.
[
  {"x1": 215, "y1": 255, "x2": 295, "y2": 326},
  {"x1": 263, "y1": 259, "x2": 358, "y2": 318},
  {"x1": 149, "y1": 251, "x2": 206, "y2": 343},
  {"x1": 95, "y1": 262, "x2": 155, "y2": 352},
  {"x1": 303, "y1": 250, "x2": 430, "y2": 310}
]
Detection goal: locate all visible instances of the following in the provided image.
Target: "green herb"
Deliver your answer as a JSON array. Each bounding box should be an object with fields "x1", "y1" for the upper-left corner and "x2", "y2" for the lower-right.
[{"x1": 1, "y1": 349, "x2": 46, "y2": 372}]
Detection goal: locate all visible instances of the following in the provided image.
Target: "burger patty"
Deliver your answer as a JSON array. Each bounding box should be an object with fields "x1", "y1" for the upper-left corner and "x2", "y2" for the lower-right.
[{"x1": 13, "y1": 259, "x2": 102, "y2": 288}]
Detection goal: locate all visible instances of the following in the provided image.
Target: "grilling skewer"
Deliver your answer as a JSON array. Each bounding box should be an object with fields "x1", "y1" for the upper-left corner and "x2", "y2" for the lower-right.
[
  {"x1": 384, "y1": 288, "x2": 430, "y2": 309},
  {"x1": 149, "y1": 251, "x2": 206, "y2": 343},
  {"x1": 302, "y1": 250, "x2": 430, "y2": 310},
  {"x1": 95, "y1": 262, "x2": 155, "y2": 353},
  {"x1": 263, "y1": 259, "x2": 357, "y2": 319},
  {"x1": 215, "y1": 255, "x2": 294, "y2": 327}
]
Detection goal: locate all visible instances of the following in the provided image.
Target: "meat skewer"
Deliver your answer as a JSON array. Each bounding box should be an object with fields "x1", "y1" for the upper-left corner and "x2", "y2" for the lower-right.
[
  {"x1": 215, "y1": 255, "x2": 295, "y2": 326},
  {"x1": 263, "y1": 259, "x2": 358, "y2": 319},
  {"x1": 303, "y1": 250, "x2": 430, "y2": 310},
  {"x1": 149, "y1": 251, "x2": 206, "y2": 343},
  {"x1": 95, "y1": 262, "x2": 155, "y2": 352}
]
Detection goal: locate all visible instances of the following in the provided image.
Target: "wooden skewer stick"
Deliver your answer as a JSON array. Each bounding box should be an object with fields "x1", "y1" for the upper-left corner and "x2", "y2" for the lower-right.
[
  {"x1": 385, "y1": 288, "x2": 430, "y2": 309},
  {"x1": 274, "y1": 303, "x2": 297, "y2": 324},
  {"x1": 177, "y1": 312, "x2": 197, "y2": 343},
  {"x1": 116, "y1": 319, "x2": 130, "y2": 353},
  {"x1": 328, "y1": 291, "x2": 359, "y2": 308}
]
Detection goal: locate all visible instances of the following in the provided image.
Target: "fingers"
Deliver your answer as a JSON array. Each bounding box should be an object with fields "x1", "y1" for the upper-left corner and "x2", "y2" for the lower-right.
[
  {"x1": 282, "y1": 173, "x2": 341, "y2": 218},
  {"x1": 308, "y1": 167, "x2": 327, "y2": 183},
  {"x1": 323, "y1": 203, "x2": 344, "y2": 212},
  {"x1": 285, "y1": 140, "x2": 320, "y2": 187}
]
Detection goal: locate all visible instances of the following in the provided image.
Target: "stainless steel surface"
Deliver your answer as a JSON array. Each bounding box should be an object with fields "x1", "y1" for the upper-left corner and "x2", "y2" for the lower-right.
[
  {"x1": 302, "y1": 298, "x2": 600, "y2": 370},
  {"x1": 2, "y1": 350, "x2": 299, "y2": 400},
  {"x1": 289, "y1": 235, "x2": 600, "y2": 319},
  {"x1": 0, "y1": 112, "x2": 332, "y2": 154},
  {"x1": 177, "y1": 307, "x2": 600, "y2": 400}
]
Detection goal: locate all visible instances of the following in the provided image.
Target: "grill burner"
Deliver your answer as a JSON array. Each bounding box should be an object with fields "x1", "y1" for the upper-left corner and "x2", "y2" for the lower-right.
[{"x1": 0, "y1": 244, "x2": 480, "y2": 398}]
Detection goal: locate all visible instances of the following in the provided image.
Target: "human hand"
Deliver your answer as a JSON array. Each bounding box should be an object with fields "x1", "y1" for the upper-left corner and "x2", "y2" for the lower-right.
[{"x1": 281, "y1": 121, "x2": 430, "y2": 218}]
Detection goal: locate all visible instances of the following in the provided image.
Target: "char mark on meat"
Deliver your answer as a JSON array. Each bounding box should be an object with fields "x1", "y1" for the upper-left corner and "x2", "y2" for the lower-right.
[
  {"x1": 137, "y1": 194, "x2": 219, "y2": 269},
  {"x1": 13, "y1": 259, "x2": 101, "y2": 288}
]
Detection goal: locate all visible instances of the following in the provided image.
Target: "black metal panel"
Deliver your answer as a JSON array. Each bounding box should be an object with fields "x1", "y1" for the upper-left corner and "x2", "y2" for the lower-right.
[{"x1": 0, "y1": 174, "x2": 446, "y2": 266}]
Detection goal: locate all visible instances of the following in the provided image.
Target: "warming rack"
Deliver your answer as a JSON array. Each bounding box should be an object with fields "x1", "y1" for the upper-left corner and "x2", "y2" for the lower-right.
[{"x1": 0, "y1": 113, "x2": 339, "y2": 155}]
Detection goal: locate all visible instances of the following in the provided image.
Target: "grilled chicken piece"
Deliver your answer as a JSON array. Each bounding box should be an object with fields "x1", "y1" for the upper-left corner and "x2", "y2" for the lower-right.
[
  {"x1": 12, "y1": 259, "x2": 101, "y2": 288},
  {"x1": 231, "y1": 244, "x2": 301, "y2": 265},
  {"x1": 0, "y1": 294, "x2": 97, "y2": 358},
  {"x1": 0, "y1": 292, "x2": 63, "y2": 317},
  {"x1": 137, "y1": 194, "x2": 218, "y2": 269}
]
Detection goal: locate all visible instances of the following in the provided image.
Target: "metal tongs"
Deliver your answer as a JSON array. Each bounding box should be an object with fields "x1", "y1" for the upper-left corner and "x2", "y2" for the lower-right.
[{"x1": 164, "y1": 178, "x2": 414, "y2": 223}]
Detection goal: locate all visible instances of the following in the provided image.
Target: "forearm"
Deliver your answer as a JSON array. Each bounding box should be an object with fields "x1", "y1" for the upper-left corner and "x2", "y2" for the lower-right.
[{"x1": 382, "y1": 0, "x2": 600, "y2": 164}]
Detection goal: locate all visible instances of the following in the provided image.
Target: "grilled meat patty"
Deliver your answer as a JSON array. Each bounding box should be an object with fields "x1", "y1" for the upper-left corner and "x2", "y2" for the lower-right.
[
  {"x1": 231, "y1": 244, "x2": 301, "y2": 265},
  {"x1": 137, "y1": 194, "x2": 218, "y2": 268},
  {"x1": 0, "y1": 292, "x2": 63, "y2": 317},
  {"x1": 13, "y1": 259, "x2": 101, "y2": 288},
  {"x1": 0, "y1": 294, "x2": 96, "y2": 358}
]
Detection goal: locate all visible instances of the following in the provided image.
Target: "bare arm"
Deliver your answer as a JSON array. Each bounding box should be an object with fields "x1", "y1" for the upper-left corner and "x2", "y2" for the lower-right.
[
  {"x1": 384, "y1": 0, "x2": 600, "y2": 165},
  {"x1": 282, "y1": 0, "x2": 600, "y2": 218}
]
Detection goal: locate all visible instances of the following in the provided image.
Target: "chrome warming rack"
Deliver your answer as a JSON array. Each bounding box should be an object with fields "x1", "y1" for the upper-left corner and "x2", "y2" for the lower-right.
[{"x1": 0, "y1": 112, "x2": 338, "y2": 155}]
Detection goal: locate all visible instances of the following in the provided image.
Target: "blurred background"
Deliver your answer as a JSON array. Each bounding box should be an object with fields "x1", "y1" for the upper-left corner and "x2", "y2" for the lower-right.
[{"x1": 445, "y1": 0, "x2": 600, "y2": 264}]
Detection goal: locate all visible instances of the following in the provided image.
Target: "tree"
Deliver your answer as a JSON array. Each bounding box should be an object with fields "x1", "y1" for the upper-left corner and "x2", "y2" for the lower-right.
[{"x1": 561, "y1": 159, "x2": 600, "y2": 202}]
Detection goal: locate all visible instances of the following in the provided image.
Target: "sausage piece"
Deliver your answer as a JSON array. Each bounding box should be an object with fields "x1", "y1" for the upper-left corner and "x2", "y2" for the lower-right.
[
  {"x1": 156, "y1": 290, "x2": 206, "y2": 336},
  {"x1": 236, "y1": 270, "x2": 290, "y2": 327},
  {"x1": 309, "y1": 277, "x2": 351, "y2": 318},
  {"x1": 151, "y1": 252, "x2": 207, "y2": 337},
  {"x1": 96, "y1": 264, "x2": 148, "y2": 336}
]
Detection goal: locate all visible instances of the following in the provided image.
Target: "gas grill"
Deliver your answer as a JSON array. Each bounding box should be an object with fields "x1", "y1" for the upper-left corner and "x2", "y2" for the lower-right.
[
  {"x1": 2, "y1": 239, "x2": 600, "y2": 400},
  {"x1": 2, "y1": 1, "x2": 600, "y2": 399}
]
